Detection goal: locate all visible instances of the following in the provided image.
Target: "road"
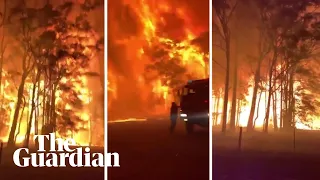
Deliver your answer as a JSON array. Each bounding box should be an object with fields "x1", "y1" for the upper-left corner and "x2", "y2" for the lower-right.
[{"x1": 108, "y1": 118, "x2": 209, "y2": 180}]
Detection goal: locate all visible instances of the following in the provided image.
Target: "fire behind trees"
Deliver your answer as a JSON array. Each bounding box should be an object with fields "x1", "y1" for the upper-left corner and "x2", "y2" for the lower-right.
[
  {"x1": 108, "y1": 0, "x2": 209, "y2": 120},
  {"x1": 0, "y1": 0, "x2": 104, "y2": 148},
  {"x1": 213, "y1": 0, "x2": 320, "y2": 132}
]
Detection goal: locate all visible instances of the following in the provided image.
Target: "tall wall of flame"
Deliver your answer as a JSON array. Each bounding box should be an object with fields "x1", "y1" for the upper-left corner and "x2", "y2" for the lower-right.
[
  {"x1": 0, "y1": 0, "x2": 105, "y2": 146},
  {"x1": 108, "y1": 0, "x2": 209, "y2": 120}
]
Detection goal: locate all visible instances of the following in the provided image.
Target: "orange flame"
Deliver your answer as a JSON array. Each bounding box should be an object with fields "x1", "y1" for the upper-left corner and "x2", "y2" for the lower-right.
[{"x1": 108, "y1": 0, "x2": 209, "y2": 118}]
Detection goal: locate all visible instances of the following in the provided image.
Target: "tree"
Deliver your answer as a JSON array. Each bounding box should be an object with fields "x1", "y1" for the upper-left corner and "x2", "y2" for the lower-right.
[
  {"x1": 213, "y1": 0, "x2": 238, "y2": 132},
  {"x1": 6, "y1": 1, "x2": 47, "y2": 147},
  {"x1": 279, "y1": 2, "x2": 319, "y2": 130},
  {"x1": 5, "y1": 0, "x2": 102, "y2": 147},
  {"x1": 0, "y1": 0, "x2": 9, "y2": 138},
  {"x1": 144, "y1": 40, "x2": 188, "y2": 90},
  {"x1": 38, "y1": 2, "x2": 102, "y2": 139}
]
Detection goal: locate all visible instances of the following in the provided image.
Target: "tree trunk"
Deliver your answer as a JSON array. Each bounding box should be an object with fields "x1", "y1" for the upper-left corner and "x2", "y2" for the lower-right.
[
  {"x1": 7, "y1": 74, "x2": 27, "y2": 147},
  {"x1": 42, "y1": 78, "x2": 46, "y2": 128},
  {"x1": 253, "y1": 90, "x2": 262, "y2": 128},
  {"x1": 24, "y1": 71, "x2": 40, "y2": 147},
  {"x1": 51, "y1": 84, "x2": 57, "y2": 132},
  {"x1": 230, "y1": 54, "x2": 238, "y2": 130},
  {"x1": 0, "y1": 0, "x2": 7, "y2": 100},
  {"x1": 247, "y1": 59, "x2": 262, "y2": 131},
  {"x1": 236, "y1": 99, "x2": 241, "y2": 127},
  {"x1": 272, "y1": 92, "x2": 278, "y2": 131},
  {"x1": 222, "y1": 39, "x2": 231, "y2": 132},
  {"x1": 216, "y1": 93, "x2": 221, "y2": 125},
  {"x1": 280, "y1": 67, "x2": 283, "y2": 129},
  {"x1": 35, "y1": 75, "x2": 41, "y2": 135},
  {"x1": 264, "y1": 51, "x2": 277, "y2": 133},
  {"x1": 213, "y1": 97, "x2": 217, "y2": 125},
  {"x1": 287, "y1": 69, "x2": 295, "y2": 128},
  {"x1": 14, "y1": 97, "x2": 26, "y2": 143},
  {"x1": 264, "y1": 75, "x2": 273, "y2": 133},
  {"x1": 283, "y1": 68, "x2": 290, "y2": 130}
]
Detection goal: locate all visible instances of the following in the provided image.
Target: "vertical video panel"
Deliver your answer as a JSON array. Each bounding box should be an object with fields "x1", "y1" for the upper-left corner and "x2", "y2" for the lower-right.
[
  {"x1": 0, "y1": 0, "x2": 104, "y2": 179},
  {"x1": 108, "y1": 0, "x2": 210, "y2": 179},
  {"x1": 213, "y1": 0, "x2": 320, "y2": 179}
]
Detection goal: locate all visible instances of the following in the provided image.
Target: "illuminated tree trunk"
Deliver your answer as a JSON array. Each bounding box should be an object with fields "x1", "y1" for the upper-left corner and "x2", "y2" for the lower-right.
[
  {"x1": 35, "y1": 76, "x2": 41, "y2": 135},
  {"x1": 222, "y1": 38, "x2": 230, "y2": 132},
  {"x1": 0, "y1": 45, "x2": 4, "y2": 106},
  {"x1": 236, "y1": 99, "x2": 241, "y2": 127},
  {"x1": 42, "y1": 84, "x2": 46, "y2": 127},
  {"x1": 264, "y1": 51, "x2": 277, "y2": 133},
  {"x1": 50, "y1": 83, "x2": 58, "y2": 133},
  {"x1": 213, "y1": 0, "x2": 238, "y2": 133},
  {"x1": 272, "y1": 69, "x2": 278, "y2": 131},
  {"x1": 283, "y1": 68, "x2": 290, "y2": 130},
  {"x1": 287, "y1": 69, "x2": 295, "y2": 128},
  {"x1": 7, "y1": 74, "x2": 28, "y2": 147},
  {"x1": 272, "y1": 92, "x2": 278, "y2": 130},
  {"x1": 213, "y1": 97, "x2": 218, "y2": 125},
  {"x1": 0, "y1": 0, "x2": 7, "y2": 107},
  {"x1": 43, "y1": 76, "x2": 49, "y2": 128},
  {"x1": 24, "y1": 71, "x2": 40, "y2": 147},
  {"x1": 0, "y1": 35, "x2": 6, "y2": 126},
  {"x1": 14, "y1": 97, "x2": 26, "y2": 143},
  {"x1": 247, "y1": 58, "x2": 262, "y2": 131},
  {"x1": 230, "y1": 66, "x2": 237, "y2": 130},
  {"x1": 34, "y1": 77, "x2": 40, "y2": 148},
  {"x1": 253, "y1": 90, "x2": 262, "y2": 128},
  {"x1": 264, "y1": 81, "x2": 272, "y2": 132},
  {"x1": 215, "y1": 93, "x2": 221, "y2": 125},
  {"x1": 280, "y1": 64, "x2": 283, "y2": 129},
  {"x1": 230, "y1": 42, "x2": 238, "y2": 130}
]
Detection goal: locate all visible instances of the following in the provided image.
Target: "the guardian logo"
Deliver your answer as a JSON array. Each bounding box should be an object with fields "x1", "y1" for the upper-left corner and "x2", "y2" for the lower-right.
[{"x1": 13, "y1": 133, "x2": 120, "y2": 167}]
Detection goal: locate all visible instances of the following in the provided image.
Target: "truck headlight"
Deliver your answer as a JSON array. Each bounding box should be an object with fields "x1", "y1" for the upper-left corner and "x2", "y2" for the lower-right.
[{"x1": 180, "y1": 113, "x2": 187, "y2": 117}]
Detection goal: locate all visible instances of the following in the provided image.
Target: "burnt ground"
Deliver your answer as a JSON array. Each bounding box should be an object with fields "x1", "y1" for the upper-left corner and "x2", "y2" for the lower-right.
[
  {"x1": 108, "y1": 119, "x2": 209, "y2": 180},
  {"x1": 213, "y1": 128, "x2": 320, "y2": 180},
  {"x1": 0, "y1": 146, "x2": 104, "y2": 180}
]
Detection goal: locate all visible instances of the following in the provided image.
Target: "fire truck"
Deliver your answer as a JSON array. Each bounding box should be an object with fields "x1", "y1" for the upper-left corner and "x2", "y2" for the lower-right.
[{"x1": 173, "y1": 78, "x2": 209, "y2": 133}]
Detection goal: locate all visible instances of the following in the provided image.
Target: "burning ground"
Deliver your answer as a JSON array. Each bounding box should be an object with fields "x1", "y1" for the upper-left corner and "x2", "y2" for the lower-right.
[
  {"x1": 0, "y1": 0, "x2": 104, "y2": 147},
  {"x1": 108, "y1": 0, "x2": 209, "y2": 120}
]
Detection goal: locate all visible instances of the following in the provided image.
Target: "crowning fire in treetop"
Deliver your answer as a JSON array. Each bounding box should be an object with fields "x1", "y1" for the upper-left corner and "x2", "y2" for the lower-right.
[
  {"x1": 108, "y1": 0, "x2": 209, "y2": 120},
  {"x1": 213, "y1": 0, "x2": 320, "y2": 132},
  {"x1": 0, "y1": 0, "x2": 104, "y2": 147}
]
